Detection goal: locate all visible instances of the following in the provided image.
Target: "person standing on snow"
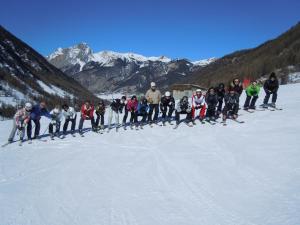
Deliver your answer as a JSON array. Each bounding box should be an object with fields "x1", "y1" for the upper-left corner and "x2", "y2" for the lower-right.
[
  {"x1": 95, "y1": 100, "x2": 106, "y2": 130},
  {"x1": 27, "y1": 101, "x2": 51, "y2": 140},
  {"x1": 145, "y1": 82, "x2": 161, "y2": 124},
  {"x1": 243, "y1": 81, "x2": 261, "y2": 110},
  {"x1": 78, "y1": 101, "x2": 96, "y2": 134},
  {"x1": 8, "y1": 102, "x2": 32, "y2": 144},
  {"x1": 137, "y1": 96, "x2": 149, "y2": 127},
  {"x1": 49, "y1": 106, "x2": 63, "y2": 139},
  {"x1": 175, "y1": 96, "x2": 193, "y2": 126},
  {"x1": 160, "y1": 91, "x2": 175, "y2": 125},
  {"x1": 121, "y1": 96, "x2": 129, "y2": 127},
  {"x1": 127, "y1": 95, "x2": 139, "y2": 129},
  {"x1": 222, "y1": 89, "x2": 240, "y2": 122},
  {"x1": 262, "y1": 72, "x2": 279, "y2": 108},
  {"x1": 215, "y1": 83, "x2": 225, "y2": 117},
  {"x1": 107, "y1": 96, "x2": 126, "y2": 131},
  {"x1": 191, "y1": 89, "x2": 206, "y2": 123},
  {"x1": 205, "y1": 87, "x2": 218, "y2": 121},
  {"x1": 62, "y1": 103, "x2": 77, "y2": 136}
]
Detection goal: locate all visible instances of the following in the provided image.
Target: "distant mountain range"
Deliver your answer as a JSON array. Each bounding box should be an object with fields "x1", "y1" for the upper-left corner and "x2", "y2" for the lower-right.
[
  {"x1": 47, "y1": 44, "x2": 216, "y2": 93},
  {"x1": 0, "y1": 25, "x2": 98, "y2": 116}
]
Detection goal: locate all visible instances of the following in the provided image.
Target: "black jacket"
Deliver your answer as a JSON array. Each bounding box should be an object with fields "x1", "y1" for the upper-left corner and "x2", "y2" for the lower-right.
[
  {"x1": 205, "y1": 93, "x2": 218, "y2": 108},
  {"x1": 264, "y1": 79, "x2": 279, "y2": 93},
  {"x1": 215, "y1": 87, "x2": 225, "y2": 100},
  {"x1": 228, "y1": 82, "x2": 243, "y2": 96},
  {"x1": 110, "y1": 99, "x2": 125, "y2": 113},
  {"x1": 224, "y1": 93, "x2": 239, "y2": 105},
  {"x1": 160, "y1": 96, "x2": 175, "y2": 110}
]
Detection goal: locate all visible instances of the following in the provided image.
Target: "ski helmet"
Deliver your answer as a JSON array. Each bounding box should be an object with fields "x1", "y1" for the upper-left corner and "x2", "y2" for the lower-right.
[
  {"x1": 165, "y1": 91, "x2": 171, "y2": 97},
  {"x1": 25, "y1": 102, "x2": 32, "y2": 111},
  {"x1": 196, "y1": 89, "x2": 202, "y2": 94},
  {"x1": 150, "y1": 82, "x2": 156, "y2": 87}
]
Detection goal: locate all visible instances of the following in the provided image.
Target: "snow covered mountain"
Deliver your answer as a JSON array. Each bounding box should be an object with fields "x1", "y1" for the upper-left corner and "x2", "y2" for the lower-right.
[
  {"x1": 0, "y1": 26, "x2": 98, "y2": 117},
  {"x1": 1, "y1": 83, "x2": 300, "y2": 225},
  {"x1": 47, "y1": 44, "x2": 215, "y2": 93}
]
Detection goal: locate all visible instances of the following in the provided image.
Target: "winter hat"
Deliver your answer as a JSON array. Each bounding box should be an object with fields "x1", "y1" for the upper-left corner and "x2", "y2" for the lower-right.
[
  {"x1": 150, "y1": 82, "x2": 156, "y2": 87},
  {"x1": 165, "y1": 91, "x2": 171, "y2": 97},
  {"x1": 25, "y1": 102, "x2": 32, "y2": 111}
]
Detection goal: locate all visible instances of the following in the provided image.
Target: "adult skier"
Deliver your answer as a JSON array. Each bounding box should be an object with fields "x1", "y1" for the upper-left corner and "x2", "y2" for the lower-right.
[
  {"x1": 95, "y1": 100, "x2": 106, "y2": 130},
  {"x1": 244, "y1": 80, "x2": 261, "y2": 110},
  {"x1": 49, "y1": 106, "x2": 63, "y2": 139},
  {"x1": 174, "y1": 96, "x2": 193, "y2": 127},
  {"x1": 8, "y1": 102, "x2": 32, "y2": 144},
  {"x1": 262, "y1": 72, "x2": 279, "y2": 108},
  {"x1": 122, "y1": 96, "x2": 129, "y2": 127},
  {"x1": 160, "y1": 91, "x2": 175, "y2": 125},
  {"x1": 205, "y1": 87, "x2": 218, "y2": 121},
  {"x1": 191, "y1": 89, "x2": 206, "y2": 123},
  {"x1": 145, "y1": 82, "x2": 161, "y2": 124},
  {"x1": 107, "y1": 96, "x2": 126, "y2": 131},
  {"x1": 137, "y1": 96, "x2": 149, "y2": 127},
  {"x1": 27, "y1": 101, "x2": 51, "y2": 140},
  {"x1": 222, "y1": 89, "x2": 240, "y2": 123},
  {"x1": 228, "y1": 78, "x2": 243, "y2": 96},
  {"x1": 215, "y1": 83, "x2": 225, "y2": 116},
  {"x1": 127, "y1": 95, "x2": 139, "y2": 129},
  {"x1": 62, "y1": 103, "x2": 77, "y2": 136},
  {"x1": 78, "y1": 101, "x2": 96, "y2": 135}
]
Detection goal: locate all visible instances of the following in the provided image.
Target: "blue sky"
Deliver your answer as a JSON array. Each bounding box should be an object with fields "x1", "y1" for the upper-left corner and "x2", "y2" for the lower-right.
[{"x1": 1, "y1": 0, "x2": 299, "y2": 60}]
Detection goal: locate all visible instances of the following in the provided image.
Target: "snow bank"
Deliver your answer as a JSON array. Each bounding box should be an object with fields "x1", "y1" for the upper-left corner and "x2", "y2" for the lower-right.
[{"x1": 0, "y1": 84, "x2": 300, "y2": 225}]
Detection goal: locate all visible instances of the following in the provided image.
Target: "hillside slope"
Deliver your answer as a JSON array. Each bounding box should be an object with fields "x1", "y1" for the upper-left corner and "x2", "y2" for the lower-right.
[
  {"x1": 0, "y1": 25, "x2": 98, "y2": 116},
  {"x1": 185, "y1": 22, "x2": 300, "y2": 88},
  {"x1": 0, "y1": 83, "x2": 299, "y2": 225}
]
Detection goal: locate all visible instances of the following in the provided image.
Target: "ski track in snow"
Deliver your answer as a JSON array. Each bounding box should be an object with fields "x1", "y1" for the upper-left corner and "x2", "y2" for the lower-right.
[{"x1": 1, "y1": 84, "x2": 300, "y2": 225}]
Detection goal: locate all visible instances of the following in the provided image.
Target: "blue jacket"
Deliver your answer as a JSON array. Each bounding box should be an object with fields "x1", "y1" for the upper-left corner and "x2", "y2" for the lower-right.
[
  {"x1": 30, "y1": 104, "x2": 51, "y2": 120},
  {"x1": 137, "y1": 102, "x2": 149, "y2": 114}
]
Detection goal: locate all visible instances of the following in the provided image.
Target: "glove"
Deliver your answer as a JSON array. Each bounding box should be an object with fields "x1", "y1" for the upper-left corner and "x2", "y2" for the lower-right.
[{"x1": 51, "y1": 120, "x2": 57, "y2": 125}]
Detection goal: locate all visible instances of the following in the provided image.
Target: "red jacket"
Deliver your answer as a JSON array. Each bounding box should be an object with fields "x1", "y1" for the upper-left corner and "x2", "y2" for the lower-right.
[
  {"x1": 127, "y1": 99, "x2": 138, "y2": 112},
  {"x1": 81, "y1": 104, "x2": 94, "y2": 119}
]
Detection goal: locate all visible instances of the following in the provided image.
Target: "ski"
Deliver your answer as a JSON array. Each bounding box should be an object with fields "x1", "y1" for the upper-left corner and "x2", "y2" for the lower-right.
[
  {"x1": 206, "y1": 120, "x2": 216, "y2": 125},
  {"x1": 173, "y1": 124, "x2": 179, "y2": 129},
  {"x1": 1, "y1": 142, "x2": 11, "y2": 148},
  {"x1": 220, "y1": 121, "x2": 227, "y2": 126},
  {"x1": 243, "y1": 109, "x2": 255, "y2": 113},
  {"x1": 230, "y1": 118, "x2": 245, "y2": 124},
  {"x1": 185, "y1": 122, "x2": 193, "y2": 127}
]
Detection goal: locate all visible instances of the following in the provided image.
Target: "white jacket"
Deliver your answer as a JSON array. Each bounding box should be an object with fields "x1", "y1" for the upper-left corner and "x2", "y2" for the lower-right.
[
  {"x1": 50, "y1": 109, "x2": 63, "y2": 122},
  {"x1": 192, "y1": 95, "x2": 206, "y2": 108},
  {"x1": 62, "y1": 107, "x2": 76, "y2": 119}
]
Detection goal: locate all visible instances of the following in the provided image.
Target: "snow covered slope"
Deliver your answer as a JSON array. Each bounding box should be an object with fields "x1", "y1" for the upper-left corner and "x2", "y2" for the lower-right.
[{"x1": 0, "y1": 84, "x2": 300, "y2": 225}]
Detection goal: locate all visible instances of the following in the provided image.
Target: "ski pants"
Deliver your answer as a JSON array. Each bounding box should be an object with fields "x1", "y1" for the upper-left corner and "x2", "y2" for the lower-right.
[
  {"x1": 63, "y1": 115, "x2": 77, "y2": 134},
  {"x1": 223, "y1": 103, "x2": 239, "y2": 117},
  {"x1": 78, "y1": 117, "x2": 95, "y2": 132},
  {"x1": 175, "y1": 110, "x2": 192, "y2": 124},
  {"x1": 95, "y1": 113, "x2": 104, "y2": 126},
  {"x1": 108, "y1": 108, "x2": 120, "y2": 128},
  {"x1": 129, "y1": 111, "x2": 138, "y2": 124},
  {"x1": 49, "y1": 120, "x2": 61, "y2": 135},
  {"x1": 191, "y1": 105, "x2": 206, "y2": 120},
  {"x1": 8, "y1": 121, "x2": 25, "y2": 141},
  {"x1": 206, "y1": 105, "x2": 216, "y2": 118},
  {"x1": 137, "y1": 112, "x2": 147, "y2": 124},
  {"x1": 263, "y1": 90, "x2": 277, "y2": 104},
  {"x1": 27, "y1": 119, "x2": 40, "y2": 139},
  {"x1": 217, "y1": 98, "x2": 223, "y2": 113},
  {"x1": 161, "y1": 105, "x2": 174, "y2": 121},
  {"x1": 244, "y1": 95, "x2": 258, "y2": 108},
  {"x1": 122, "y1": 108, "x2": 128, "y2": 124},
  {"x1": 148, "y1": 104, "x2": 159, "y2": 122}
]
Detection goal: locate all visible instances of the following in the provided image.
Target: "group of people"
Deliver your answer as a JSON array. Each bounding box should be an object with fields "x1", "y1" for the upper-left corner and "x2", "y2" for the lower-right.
[{"x1": 7, "y1": 72, "x2": 279, "y2": 144}]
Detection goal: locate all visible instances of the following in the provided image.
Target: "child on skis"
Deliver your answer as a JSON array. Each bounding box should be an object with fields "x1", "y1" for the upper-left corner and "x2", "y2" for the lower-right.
[
  {"x1": 137, "y1": 96, "x2": 149, "y2": 127},
  {"x1": 160, "y1": 91, "x2": 175, "y2": 125},
  {"x1": 62, "y1": 103, "x2": 77, "y2": 136},
  {"x1": 8, "y1": 102, "x2": 32, "y2": 144},
  {"x1": 49, "y1": 106, "x2": 63, "y2": 139},
  {"x1": 244, "y1": 80, "x2": 261, "y2": 110},
  {"x1": 262, "y1": 72, "x2": 279, "y2": 108},
  {"x1": 175, "y1": 96, "x2": 193, "y2": 126},
  {"x1": 191, "y1": 89, "x2": 206, "y2": 123},
  {"x1": 107, "y1": 96, "x2": 126, "y2": 131},
  {"x1": 222, "y1": 89, "x2": 240, "y2": 123},
  {"x1": 127, "y1": 95, "x2": 139, "y2": 129},
  {"x1": 215, "y1": 83, "x2": 225, "y2": 116},
  {"x1": 95, "y1": 100, "x2": 106, "y2": 130},
  {"x1": 78, "y1": 101, "x2": 96, "y2": 135},
  {"x1": 205, "y1": 87, "x2": 218, "y2": 121}
]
